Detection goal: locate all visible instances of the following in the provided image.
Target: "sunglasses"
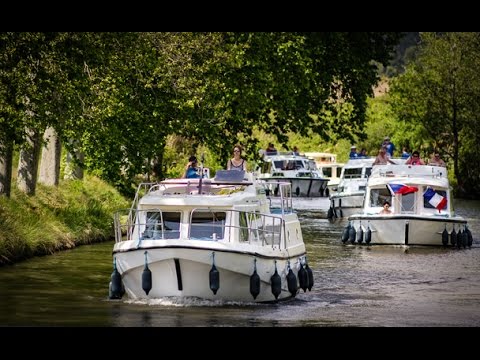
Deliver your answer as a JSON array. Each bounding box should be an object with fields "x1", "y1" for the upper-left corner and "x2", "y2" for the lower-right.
[{"x1": 233, "y1": 150, "x2": 240, "y2": 153}]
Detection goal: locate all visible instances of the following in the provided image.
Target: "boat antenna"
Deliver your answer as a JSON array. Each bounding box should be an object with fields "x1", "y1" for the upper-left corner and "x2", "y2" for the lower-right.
[{"x1": 198, "y1": 152, "x2": 205, "y2": 194}]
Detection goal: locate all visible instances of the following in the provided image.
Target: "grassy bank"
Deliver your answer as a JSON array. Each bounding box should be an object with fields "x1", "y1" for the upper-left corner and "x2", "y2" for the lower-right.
[{"x1": 0, "y1": 175, "x2": 130, "y2": 266}]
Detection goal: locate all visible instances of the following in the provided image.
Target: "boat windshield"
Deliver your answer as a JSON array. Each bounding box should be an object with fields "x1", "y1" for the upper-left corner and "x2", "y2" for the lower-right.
[
  {"x1": 189, "y1": 210, "x2": 227, "y2": 240},
  {"x1": 142, "y1": 211, "x2": 181, "y2": 239}
]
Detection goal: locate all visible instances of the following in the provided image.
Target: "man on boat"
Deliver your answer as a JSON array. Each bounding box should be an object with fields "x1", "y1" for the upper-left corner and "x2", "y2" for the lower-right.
[
  {"x1": 382, "y1": 136, "x2": 396, "y2": 157},
  {"x1": 349, "y1": 146, "x2": 358, "y2": 159},
  {"x1": 429, "y1": 152, "x2": 446, "y2": 167}
]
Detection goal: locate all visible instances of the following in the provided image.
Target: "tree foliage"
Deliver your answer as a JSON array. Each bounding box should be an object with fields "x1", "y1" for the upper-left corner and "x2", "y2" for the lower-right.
[
  {"x1": 390, "y1": 32, "x2": 480, "y2": 197},
  {"x1": 1, "y1": 32, "x2": 402, "y2": 197}
]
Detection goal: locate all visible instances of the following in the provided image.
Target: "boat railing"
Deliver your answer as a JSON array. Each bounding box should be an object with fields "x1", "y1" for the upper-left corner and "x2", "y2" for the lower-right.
[
  {"x1": 258, "y1": 180, "x2": 294, "y2": 215},
  {"x1": 113, "y1": 207, "x2": 288, "y2": 250},
  {"x1": 126, "y1": 182, "x2": 157, "y2": 239},
  {"x1": 371, "y1": 164, "x2": 447, "y2": 179}
]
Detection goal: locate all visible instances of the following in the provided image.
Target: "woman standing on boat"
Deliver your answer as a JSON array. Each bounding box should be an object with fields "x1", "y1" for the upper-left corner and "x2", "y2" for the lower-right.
[{"x1": 227, "y1": 144, "x2": 248, "y2": 171}]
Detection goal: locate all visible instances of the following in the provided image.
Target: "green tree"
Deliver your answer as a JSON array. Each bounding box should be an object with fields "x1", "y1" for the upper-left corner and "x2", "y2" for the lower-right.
[
  {"x1": 2, "y1": 32, "x2": 402, "y2": 197},
  {"x1": 390, "y1": 32, "x2": 480, "y2": 198}
]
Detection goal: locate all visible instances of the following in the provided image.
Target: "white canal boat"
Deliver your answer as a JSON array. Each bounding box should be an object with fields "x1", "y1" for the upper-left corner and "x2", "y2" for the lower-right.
[
  {"x1": 109, "y1": 171, "x2": 313, "y2": 303},
  {"x1": 257, "y1": 151, "x2": 329, "y2": 197},
  {"x1": 344, "y1": 164, "x2": 473, "y2": 247},
  {"x1": 327, "y1": 157, "x2": 375, "y2": 219}
]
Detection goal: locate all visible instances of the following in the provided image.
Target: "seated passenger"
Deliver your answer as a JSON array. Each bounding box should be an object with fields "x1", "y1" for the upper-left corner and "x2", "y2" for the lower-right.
[
  {"x1": 349, "y1": 146, "x2": 358, "y2": 159},
  {"x1": 183, "y1": 155, "x2": 201, "y2": 178},
  {"x1": 265, "y1": 142, "x2": 278, "y2": 155},
  {"x1": 429, "y1": 152, "x2": 446, "y2": 167},
  {"x1": 405, "y1": 151, "x2": 425, "y2": 165},
  {"x1": 358, "y1": 148, "x2": 367, "y2": 158},
  {"x1": 379, "y1": 200, "x2": 392, "y2": 215},
  {"x1": 401, "y1": 147, "x2": 411, "y2": 159}
]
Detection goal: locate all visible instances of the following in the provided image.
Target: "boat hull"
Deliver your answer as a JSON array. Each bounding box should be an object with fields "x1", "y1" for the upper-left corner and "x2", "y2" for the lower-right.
[
  {"x1": 329, "y1": 192, "x2": 365, "y2": 218},
  {"x1": 348, "y1": 214, "x2": 468, "y2": 246},
  {"x1": 262, "y1": 178, "x2": 329, "y2": 197},
  {"x1": 113, "y1": 242, "x2": 307, "y2": 303}
]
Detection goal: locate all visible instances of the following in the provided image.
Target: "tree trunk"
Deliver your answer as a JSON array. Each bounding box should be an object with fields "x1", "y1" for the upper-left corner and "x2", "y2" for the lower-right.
[
  {"x1": 17, "y1": 128, "x2": 41, "y2": 195},
  {"x1": 0, "y1": 139, "x2": 13, "y2": 197},
  {"x1": 38, "y1": 126, "x2": 61, "y2": 186},
  {"x1": 64, "y1": 147, "x2": 84, "y2": 180}
]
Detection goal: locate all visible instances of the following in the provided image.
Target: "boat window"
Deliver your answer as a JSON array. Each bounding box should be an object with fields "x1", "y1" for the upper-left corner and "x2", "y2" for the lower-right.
[
  {"x1": 344, "y1": 168, "x2": 362, "y2": 179},
  {"x1": 423, "y1": 189, "x2": 448, "y2": 210},
  {"x1": 283, "y1": 160, "x2": 296, "y2": 170},
  {"x1": 336, "y1": 167, "x2": 343, "y2": 178},
  {"x1": 401, "y1": 193, "x2": 415, "y2": 213},
  {"x1": 307, "y1": 160, "x2": 318, "y2": 170},
  {"x1": 260, "y1": 162, "x2": 271, "y2": 174},
  {"x1": 273, "y1": 160, "x2": 284, "y2": 169},
  {"x1": 369, "y1": 188, "x2": 392, "y2": 207},
  {"x1": 190, "y1": 211, "x2": 226, "y2": 240},
  {"x1": 323, "y1": 167, "x2": 332, "y2": 177},
  {"x1": 365, "y1": 167, "x2": 372, "y2": 177},
  {"x1": 239, "y1": 212, "x2": 249, "y2": 241},
  {"x1": 239, "y1": 212, "x2": 268, "y2": 243},
  {"x1": 296, "y1": 160, "x2": 304, "y2": 169},
  {"x1": 297, "y1": 172, "x2": 315, "y2": 177},
  {"x1": 143, "y1": 211, "x2": 181, "y2": 239}
]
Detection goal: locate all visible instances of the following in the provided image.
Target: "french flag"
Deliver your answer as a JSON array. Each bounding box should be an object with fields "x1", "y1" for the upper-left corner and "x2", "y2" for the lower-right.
[
  {"x1": 423, "y1": 188, "x2": 447, "y2": 211},
  {"x1": 387, "y1": 183, "x2": 419, "y2": 195}
]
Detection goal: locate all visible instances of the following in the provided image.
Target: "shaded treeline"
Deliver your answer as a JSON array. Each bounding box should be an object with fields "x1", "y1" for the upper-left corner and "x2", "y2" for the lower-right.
[{"x1": 1, "y1": 32, "x2": 402, "y2": 197}]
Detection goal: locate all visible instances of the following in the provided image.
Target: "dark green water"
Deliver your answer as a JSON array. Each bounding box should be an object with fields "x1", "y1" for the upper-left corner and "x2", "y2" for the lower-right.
[{"x1": 1, "y1": 199, "x2": 479, "y2": 327}]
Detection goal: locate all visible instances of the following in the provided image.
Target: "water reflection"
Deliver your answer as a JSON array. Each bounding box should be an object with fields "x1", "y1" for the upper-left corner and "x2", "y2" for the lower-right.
[{"x1": 1, "y1": 199, "x2": 480, "y2": 326}]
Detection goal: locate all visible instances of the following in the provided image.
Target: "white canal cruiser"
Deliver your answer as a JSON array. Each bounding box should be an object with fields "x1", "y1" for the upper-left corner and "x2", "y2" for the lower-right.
[
  {"x1": 257, "y1": 151, "x2": 329, "y2": 197},
  {"x1": 345, "y1": 164, "x2": 473, "y2": 247},
  {"x1": 109, "y1": 170, "x2": 313, "y2": 303},
  {"x1": 327, "y1": 157, "x2": 375, "y2": 219},
  {"x1": 303, "y1": 152, "x2": 344, "y2": 197}
]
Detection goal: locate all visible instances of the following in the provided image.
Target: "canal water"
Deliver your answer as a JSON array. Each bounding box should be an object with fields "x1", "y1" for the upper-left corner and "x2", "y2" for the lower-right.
[{"x1": 1, "y1": 199, "x2": 479, "y2": 327}]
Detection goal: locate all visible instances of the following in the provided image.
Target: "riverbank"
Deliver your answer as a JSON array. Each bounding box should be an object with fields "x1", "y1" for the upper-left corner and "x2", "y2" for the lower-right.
[{"x1": 0, "y1": 175, "x2": 130, "y2": 266}]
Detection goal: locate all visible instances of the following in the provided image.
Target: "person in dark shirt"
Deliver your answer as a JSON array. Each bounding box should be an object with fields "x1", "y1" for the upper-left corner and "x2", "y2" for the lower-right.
[
  {"x1": 382, "y1": 136, "x2": 396, "y2": 157},
  {"x1": 349, "y1": 146, "x2": 358, "y2": 159},
  {"x1": 182, "y1": 155, "x2": 201, "y2": 178},
  {"x1": 358, "y1": 148, "x2": 367, "y2": 158},
  {"x1": 265, "y1": 143, "x2": 278, "y2": 155}
]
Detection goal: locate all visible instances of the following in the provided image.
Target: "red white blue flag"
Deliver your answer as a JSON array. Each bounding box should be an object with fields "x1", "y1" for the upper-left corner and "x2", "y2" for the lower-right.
[
  {"x1": 423, "y1": 188, "x2": 447, "y2": 211},
  {"x1": 387, "y1": 183, "x2": 419, "y2": 195}
]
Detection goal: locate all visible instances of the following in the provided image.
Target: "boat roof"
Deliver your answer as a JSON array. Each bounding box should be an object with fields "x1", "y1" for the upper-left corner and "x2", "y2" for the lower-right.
[
  {"x1": 262, "y1": 153, "x2": 312, "y2": 162},
  {"x1": 138, "y1": 178, "x2": 260, "y2": 208},
  {"x1": 343, "y1": 157, "x2": 375, "y2": 168},
  {"x1": 303, "y1": 152, "x2": 338, "y2": 163},
  {"x1": 368, "y1": 164, "x2": 449, "y2": 188}
]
